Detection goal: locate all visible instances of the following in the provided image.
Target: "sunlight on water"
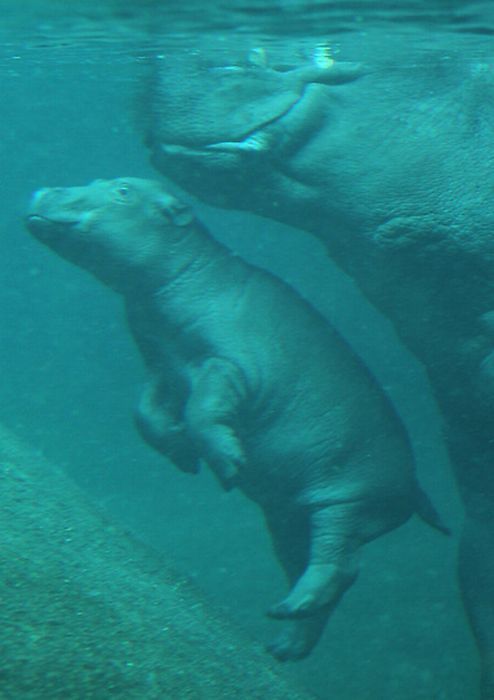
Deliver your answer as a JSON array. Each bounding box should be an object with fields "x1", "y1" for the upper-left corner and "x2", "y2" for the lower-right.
[{"x1": 1, "y1": 0, "x2": 493, "y2": 67}]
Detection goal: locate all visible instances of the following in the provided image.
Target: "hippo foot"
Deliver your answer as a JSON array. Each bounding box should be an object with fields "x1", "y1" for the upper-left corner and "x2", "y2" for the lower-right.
[
  {"x1": 267, "y1": 629, "x2": 312, "y2": 661},
  {"x1": 267, "y1": 616, "x2": 329, "y2": 662}
]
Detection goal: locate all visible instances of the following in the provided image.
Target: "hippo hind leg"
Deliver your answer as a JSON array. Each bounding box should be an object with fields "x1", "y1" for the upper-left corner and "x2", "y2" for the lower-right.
[
  {"x1": 263, "y1": 507, "x2": 335, "y2": 660},
  {"x1": 268, "y1": 503, "x2": 359, "y2": 620}
]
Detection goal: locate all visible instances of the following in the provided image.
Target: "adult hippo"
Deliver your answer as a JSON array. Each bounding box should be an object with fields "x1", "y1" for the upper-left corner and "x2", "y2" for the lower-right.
[
  {"x1": 143, "y1": 34, "x2": 494, "y2": 697},
  {"x1": 26, "y1": 176, "x2": 447, "y2": 662}
]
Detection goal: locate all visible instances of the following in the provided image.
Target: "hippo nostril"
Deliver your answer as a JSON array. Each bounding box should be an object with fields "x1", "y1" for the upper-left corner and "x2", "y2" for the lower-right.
[
  {"x1": 29, "y1": 187, "x2": 68, "y2": 212},
  {"x1": 29, "y1": 189, "x2": 48, "y2": 207}
]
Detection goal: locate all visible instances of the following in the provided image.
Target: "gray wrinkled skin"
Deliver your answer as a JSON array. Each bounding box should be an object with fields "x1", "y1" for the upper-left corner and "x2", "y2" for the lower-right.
[
  {"x1": 144, "y1": 37, "x2": 494, "y2": 696},
  {"x1": 26, "y1": 177, "x2": 446, "y2": 662}
]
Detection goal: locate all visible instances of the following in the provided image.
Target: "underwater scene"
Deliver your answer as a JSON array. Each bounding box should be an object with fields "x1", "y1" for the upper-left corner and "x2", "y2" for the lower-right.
[{"x1": 2, "y1": 1, "x2": 494, "y2": 698}]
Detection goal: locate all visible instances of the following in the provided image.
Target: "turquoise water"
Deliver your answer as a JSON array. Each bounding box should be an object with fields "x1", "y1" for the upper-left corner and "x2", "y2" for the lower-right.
[{"x1": 2, "y1": 1, "x2": 491, "y2": 697}]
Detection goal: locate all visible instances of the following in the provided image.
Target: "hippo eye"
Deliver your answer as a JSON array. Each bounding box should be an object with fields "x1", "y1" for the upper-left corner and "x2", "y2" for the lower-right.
[{"x1": 114, "y1": 184, "x2": 133, "y2": 202}]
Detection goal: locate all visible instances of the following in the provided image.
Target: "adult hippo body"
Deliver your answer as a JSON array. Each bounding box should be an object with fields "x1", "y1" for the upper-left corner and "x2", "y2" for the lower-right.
[
  {"x1": 144, "y1": 35, "x2": 494, "y2": 696},
  {"x1": 26, "y1": 177, "x2": 446, "y2": 661}
]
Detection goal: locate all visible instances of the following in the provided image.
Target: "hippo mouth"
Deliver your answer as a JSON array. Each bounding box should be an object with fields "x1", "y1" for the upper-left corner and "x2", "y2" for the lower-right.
[
  {"x1": 26, "y1": 214, "x2": 80, "y2": 248},
  {"x1": 27, "y1": 213, "x2": 78, "y2": 232},
  {"x1": 153, "y1": 84, "x2": 324, "y2": 160},
  {"x1": 154, "y1": 106, "x2": 293, "y2": 159},
  {"x1": 157, "y1": 126, "x2": 272, "y2": 157},
  {"x1": 27, "y1": 214, "x2": 67, "y2": 225},
  {"x1": 198, "y1": 96, "x2": 303, "y2": 154}
]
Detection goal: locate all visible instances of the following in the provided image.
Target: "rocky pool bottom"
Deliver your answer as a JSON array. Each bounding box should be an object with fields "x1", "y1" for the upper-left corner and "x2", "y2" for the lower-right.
[{"x1": 0, "y1": 422, "x2": 313, "y2": 699}]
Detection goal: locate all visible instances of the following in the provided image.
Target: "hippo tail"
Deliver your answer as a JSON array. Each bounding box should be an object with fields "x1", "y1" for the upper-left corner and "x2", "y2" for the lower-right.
[{"x1": 415, "y1": 486, "x2": 451, "y2": 535}]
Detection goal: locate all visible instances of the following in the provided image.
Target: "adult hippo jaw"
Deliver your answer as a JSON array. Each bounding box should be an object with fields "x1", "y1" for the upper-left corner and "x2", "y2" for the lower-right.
[
  {"x1": 154, "y1": 81, "x2": 329, "y2": 157},
  {"x1": 148, "y1": 86, "x2": 324, "y2": 209},
  {"x1": 146, "y1": 53, "x2": 365, "y2": 205}
]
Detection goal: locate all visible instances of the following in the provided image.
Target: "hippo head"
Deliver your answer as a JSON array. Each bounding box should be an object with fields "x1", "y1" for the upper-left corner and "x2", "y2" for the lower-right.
[
  {"x1": 145, "y1": 49, "x2": 365, "y2": 223},
  {"x1": 26, "y1": 178, "x2": 194, "y2": 293},
  {"x1": 145, "y1": 43, "x2": 494, "y2": 265}
]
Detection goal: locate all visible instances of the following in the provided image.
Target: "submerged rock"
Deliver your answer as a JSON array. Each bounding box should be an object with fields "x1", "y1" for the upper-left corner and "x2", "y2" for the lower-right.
[{"x1": 0, "y1": 422, "x2": 313, "y2": 699}]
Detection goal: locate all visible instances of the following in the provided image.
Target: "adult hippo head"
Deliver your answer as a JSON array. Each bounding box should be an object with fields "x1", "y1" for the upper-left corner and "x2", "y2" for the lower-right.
[
  {"x1": 145, "y1": 38, "x2": 494, "y2": 266},
  {"x1": 145, "y1": 46, "x2": 366, "y2": 224}
]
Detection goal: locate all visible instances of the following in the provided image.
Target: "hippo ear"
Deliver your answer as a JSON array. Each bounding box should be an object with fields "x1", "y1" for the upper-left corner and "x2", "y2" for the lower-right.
[{"x1": 159, "y1": 197, "x2": 194, "y2": 227}]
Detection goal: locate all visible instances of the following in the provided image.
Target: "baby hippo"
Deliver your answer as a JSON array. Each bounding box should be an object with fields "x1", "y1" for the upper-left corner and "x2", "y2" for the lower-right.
[{"x1": 26, "y1": 177, "x2": 447, "y2": 661}]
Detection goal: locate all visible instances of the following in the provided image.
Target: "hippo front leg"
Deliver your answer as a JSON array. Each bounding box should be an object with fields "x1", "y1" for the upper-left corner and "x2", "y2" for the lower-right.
[
  {"x1": 134, "y1": 377, "x2": 200, "y2": 474},
  {"x1": 268, "y1": 503, "x2": 359, "y2": 619},
  {"x1": 185, "y1": 357, "x2": 246, "y2": 490}
]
